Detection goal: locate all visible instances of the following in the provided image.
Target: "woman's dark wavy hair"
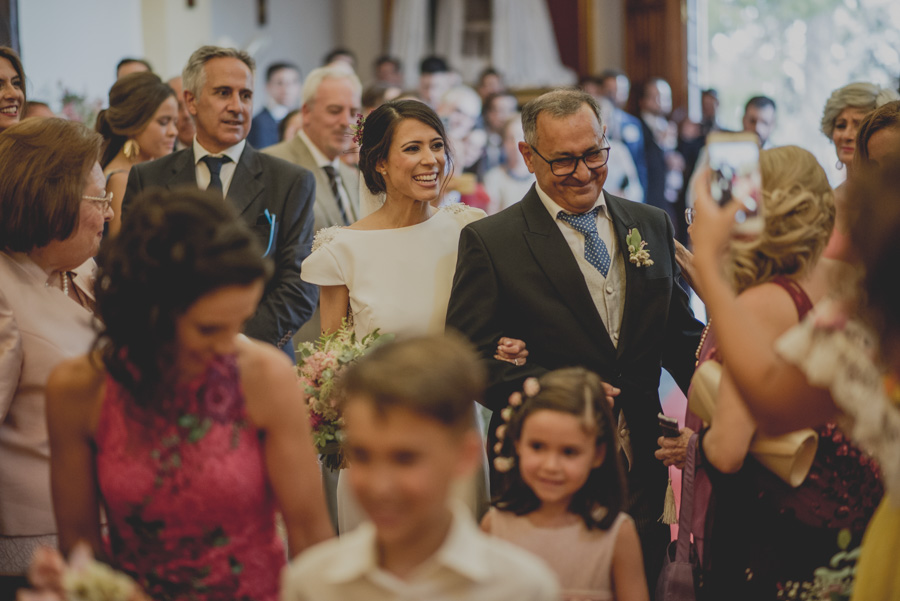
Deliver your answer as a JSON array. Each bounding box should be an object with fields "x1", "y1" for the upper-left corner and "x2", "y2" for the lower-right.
[
  {"x1": 92, "y1": 188, "x2": 272, "y2": 407},
  {"x1": 95, "y1": 71, "x2": 174, "y2": 167},
  {"x1": 358, "y1": 99, "x2": 453, "y2": 197},
  {"x1": 493, "y1": 367, "x2": 627, "y2": 530}
]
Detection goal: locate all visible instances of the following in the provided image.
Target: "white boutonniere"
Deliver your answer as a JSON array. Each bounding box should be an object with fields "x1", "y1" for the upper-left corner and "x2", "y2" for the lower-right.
[{"x1": 626, "y1": 228, "x2": 654, "y2": 267}]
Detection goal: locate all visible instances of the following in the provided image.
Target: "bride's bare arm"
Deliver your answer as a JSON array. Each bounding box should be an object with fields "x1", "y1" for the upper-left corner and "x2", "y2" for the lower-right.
[{"x1": 319, "y1": 285, "x2": 350, "y2": 335}]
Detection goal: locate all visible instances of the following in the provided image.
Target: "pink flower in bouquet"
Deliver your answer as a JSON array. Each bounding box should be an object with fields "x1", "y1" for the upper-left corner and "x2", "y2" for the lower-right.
[{"x1": 309, "y1": 410, "x2": 326, "y2": 430}]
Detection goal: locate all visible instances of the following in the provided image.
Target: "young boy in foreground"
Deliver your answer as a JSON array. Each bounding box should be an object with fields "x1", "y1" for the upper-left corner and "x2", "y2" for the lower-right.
[{"x1": 280, "y1": 333, "x2": 560, "y2": 600}]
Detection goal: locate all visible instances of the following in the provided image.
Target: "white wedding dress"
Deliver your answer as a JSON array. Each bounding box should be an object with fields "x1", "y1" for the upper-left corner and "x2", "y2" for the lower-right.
[{"x1": 302, "y1": 203, "x2": 487, "y2": 532}]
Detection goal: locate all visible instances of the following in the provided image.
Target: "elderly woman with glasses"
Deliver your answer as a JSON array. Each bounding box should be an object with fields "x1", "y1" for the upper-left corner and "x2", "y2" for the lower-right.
[{"x1": 0, "y1": 118, "x2": 112, "y2": 595}]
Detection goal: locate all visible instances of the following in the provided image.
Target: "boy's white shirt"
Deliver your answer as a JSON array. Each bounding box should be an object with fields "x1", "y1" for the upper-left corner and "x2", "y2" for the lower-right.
[{"x1": 280, "y1": 502, "x2": 560, "y2": 601}]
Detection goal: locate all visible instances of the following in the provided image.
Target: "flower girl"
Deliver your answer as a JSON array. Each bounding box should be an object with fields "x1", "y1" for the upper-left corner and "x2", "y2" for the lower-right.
[{"x1": 482, "y1": 368, "x2": 649, "y2": 601}]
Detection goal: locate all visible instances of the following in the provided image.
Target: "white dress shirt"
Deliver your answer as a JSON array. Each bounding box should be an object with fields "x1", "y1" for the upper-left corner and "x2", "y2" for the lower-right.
[
  {"x1": 280, "y1": 503, "x2": 560, "y2": 601},
  {"x1": 298, "y1": 129, "x2": 355, "y2": 221},
  {"x1": 193, "y1": 138, "x2": 246, "y2": 196},
  {"x1": 536, "y1": 183, "x2": 626, "y2": 346}
]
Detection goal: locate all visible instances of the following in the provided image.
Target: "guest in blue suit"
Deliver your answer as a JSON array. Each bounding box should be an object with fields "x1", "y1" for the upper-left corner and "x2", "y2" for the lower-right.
[
  {"x1": 583, "y1": 71, "x2": 648, "y2": 196},
  {"x1": 247, "y1": 62, "x2": 302, "y2": 150}
]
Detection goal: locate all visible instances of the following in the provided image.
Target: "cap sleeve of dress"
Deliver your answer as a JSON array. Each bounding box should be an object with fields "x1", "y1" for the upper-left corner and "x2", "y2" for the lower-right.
[
  {"x1": 442, "y1": 203, "x2": 486, "y2": 227},
  {"x1": 301, "y1": 227, "x2": 346, "y2": 286}
]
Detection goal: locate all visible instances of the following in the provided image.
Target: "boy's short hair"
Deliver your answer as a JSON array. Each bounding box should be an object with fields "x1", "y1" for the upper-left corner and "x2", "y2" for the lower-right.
[{"x1": 340, "y1": 332, "x2": 485, "y2": 430}]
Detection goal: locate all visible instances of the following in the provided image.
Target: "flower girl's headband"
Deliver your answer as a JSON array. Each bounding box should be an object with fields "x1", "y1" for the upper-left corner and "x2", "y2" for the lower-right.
[{"x1": 493, "y1": 375, "x2": 606, "y2": 473}]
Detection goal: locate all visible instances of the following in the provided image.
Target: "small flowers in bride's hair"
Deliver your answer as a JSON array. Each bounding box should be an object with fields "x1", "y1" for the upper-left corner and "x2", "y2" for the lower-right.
[
  {"x1": 522, "y1": 377, "x2": 540, "y2": 397},
  {"x1": 508, "y1": 391, "x2": 523, "y2": 407},
  {"x1": 626, "y1": 228, "x2": 654, "y2": 267},
  {"x1": 351, "y1": 113, "x2": 365, "y2": 146},
  {"x1": 493, "y1": 456, "x2": 515, "y2": 473},
  {"x1": 496, "y1": 424, "x2": 507, "y2": 441}
]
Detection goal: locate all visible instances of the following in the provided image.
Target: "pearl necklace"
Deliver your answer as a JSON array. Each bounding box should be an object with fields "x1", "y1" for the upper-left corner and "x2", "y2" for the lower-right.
[
  {"x1": 60, "y1": 271, "x2": 68, "y2": 297},
  {"x1": 695, "y1": 320, "x2": 711, "y2": 365}
]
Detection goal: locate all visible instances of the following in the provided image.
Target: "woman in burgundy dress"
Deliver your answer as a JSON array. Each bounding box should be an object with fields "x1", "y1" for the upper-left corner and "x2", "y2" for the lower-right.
[
  {"x1": 685, "y1": 147, "x2": 882, "y2": 600},
  {"x1": 45, "y1": 188, "x2": 333, "y2": 600}
]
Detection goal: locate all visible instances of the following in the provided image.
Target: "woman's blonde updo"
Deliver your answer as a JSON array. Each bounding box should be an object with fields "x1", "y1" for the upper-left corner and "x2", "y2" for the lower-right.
[{"x1": 727, "y1": 146, "x2": 835, "y2": 293}]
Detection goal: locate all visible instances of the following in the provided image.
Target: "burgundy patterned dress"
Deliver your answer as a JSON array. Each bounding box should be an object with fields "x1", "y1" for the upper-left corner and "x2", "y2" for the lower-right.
[
  {"x1": 692, "y1": 277, "x2": 884, "y2": 601},
  {"x1": 95, "y1": 355, "x2": 284, "y2": 601}
]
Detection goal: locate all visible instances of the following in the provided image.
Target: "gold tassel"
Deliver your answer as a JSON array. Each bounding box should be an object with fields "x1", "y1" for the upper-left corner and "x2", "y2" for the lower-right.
[{"x1": 659, "y1": 477, "x2": 677, "y2": 525}]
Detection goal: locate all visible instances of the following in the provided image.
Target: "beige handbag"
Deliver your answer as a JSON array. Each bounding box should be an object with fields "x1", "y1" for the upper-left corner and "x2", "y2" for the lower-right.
[{"x1": 689, "y1": 360, "x2": 818, "y2": 487}]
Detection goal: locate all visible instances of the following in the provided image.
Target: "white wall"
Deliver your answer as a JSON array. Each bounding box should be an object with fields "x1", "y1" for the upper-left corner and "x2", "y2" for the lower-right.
[
  {"x1": 19, "y1": 0, "x2": 143, "y2": 109},
  {"x1": 18, "y1": 0, "x2": 340, "y2": 114},
  {"x1": 141, "y1": 0, "x2": 212, "y2": 81},
  {"x1": 210, "y1": 0, "x2": 336, "y2": 106},
  {"x1": 336, "y1": 0, "x2": 384, "y2": 86}
]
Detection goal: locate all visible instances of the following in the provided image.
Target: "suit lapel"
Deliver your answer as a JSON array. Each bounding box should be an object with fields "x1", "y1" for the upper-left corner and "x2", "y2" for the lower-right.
[
  {"x1": 166, "y1": 148, "x2": 199, "y2": 190},
  {"x1": 227, "y1": 146, "x2": 264, "y2": 216},
  {"x1": 520, "y1": 189, "x2": 617, "y2": 357},
  {"x1": 605, "y1": 193, "x2": 641, "y2": 359}
]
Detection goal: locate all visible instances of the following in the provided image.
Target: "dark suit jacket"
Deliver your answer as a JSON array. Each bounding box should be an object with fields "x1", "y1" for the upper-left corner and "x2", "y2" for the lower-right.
[
  {"x1": 446, "y1": 186, "x2": 702, "y2": 522},
  {"x1": 641, "y1": 118, "x2": 667, "y2": 213},
  {"x1": 122, "y1": 145, "x2": 318, "y2": 358},
  {"x1": 247, "y1": 107, "x2": 280, "y2": 150}
]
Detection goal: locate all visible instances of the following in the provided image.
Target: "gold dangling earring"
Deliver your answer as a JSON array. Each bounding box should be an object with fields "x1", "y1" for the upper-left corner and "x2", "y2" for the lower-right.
[{"x1": 123, "y1": 138, "x2": 140, "y2": 160}]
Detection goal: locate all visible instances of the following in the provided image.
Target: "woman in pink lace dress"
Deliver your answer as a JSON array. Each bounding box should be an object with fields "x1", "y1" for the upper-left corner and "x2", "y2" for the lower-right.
[{"x1": 45, "y1": 189, "x2": 333, "y2": 600}]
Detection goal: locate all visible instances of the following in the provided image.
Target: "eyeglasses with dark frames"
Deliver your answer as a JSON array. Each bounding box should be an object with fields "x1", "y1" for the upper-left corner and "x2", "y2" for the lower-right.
[
  {"x1": 529, "y1": 137, "x2": 612, "y2": 176},
  {"x1": 83, "y1": 191, "x2": 114, "y2": 212}
]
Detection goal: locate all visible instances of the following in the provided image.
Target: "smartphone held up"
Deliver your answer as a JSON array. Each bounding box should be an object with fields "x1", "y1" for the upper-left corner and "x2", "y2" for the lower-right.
[{"x1": 707, "y1": 132, "x2": 764, "y2": 236}]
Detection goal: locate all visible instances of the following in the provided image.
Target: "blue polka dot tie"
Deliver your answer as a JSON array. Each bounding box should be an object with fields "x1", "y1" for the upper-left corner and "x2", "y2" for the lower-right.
[{"x1": 557, "y1": 208, "x2": 611, "y2": 277}]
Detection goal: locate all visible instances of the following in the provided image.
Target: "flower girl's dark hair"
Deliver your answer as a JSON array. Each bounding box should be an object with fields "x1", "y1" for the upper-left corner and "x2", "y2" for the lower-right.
[
  {"x1": 358, "y1": 99, "x2": 454, "y2": 197},
  {"x1": 493, "y1": 367, "x2": 627, "y2": 530}
]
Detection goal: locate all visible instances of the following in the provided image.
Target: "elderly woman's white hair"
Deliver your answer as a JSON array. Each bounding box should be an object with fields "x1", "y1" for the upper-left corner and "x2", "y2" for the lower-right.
[{"x1": 820, "y1": 82, "x2": 900, "y2": 138}]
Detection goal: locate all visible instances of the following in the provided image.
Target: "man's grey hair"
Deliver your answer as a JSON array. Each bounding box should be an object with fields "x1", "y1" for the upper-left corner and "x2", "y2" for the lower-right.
[
  {"x1": 301, "y1": 65, "x2": 362, "y2": 107},
  {"x1": 182, "y1": 46, "x2": 256, "y2": 97},
  {"x1": 521, "y1": 88, "x2": 603, "y2": 147},
  {"x1": 820, "y1": 82, "x2": 900, "y2": 138}
]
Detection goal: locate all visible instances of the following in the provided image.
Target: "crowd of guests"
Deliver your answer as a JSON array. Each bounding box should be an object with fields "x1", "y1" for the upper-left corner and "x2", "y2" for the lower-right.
[{"x1": 1, "y1": 38, "x2": 899, "y2": 601}]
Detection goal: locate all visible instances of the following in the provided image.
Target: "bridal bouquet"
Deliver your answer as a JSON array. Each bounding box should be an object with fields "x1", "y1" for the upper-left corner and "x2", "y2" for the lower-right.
[{"x1": 296, "y1": 321, "x2": 391, "y2": 469}]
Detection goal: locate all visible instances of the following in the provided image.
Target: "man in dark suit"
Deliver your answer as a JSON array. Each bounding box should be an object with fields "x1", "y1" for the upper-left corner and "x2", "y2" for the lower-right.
[
  {"x1": 638, "y1": 77, "x2": 686, "y2": 242},
  {"x1": 247, "y1": 62, "x2": 302, "y2": 150},
  {"x1": 446, "y1": 89, "x2": 703, "y2": 594},
  {"x1": 124, "y1": 46, "x2": 317, "y2": 359}
]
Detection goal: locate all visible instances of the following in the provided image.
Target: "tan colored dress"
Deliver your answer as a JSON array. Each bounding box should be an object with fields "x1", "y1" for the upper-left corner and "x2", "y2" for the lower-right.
[{"x1": 487, "y1": 508, "x2": 631, "y2": 601}]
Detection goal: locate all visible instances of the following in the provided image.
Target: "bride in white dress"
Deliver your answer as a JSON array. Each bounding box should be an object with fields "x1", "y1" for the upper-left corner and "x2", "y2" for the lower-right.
[{"x1": 301, "y1": 100, "x2": 526, "y2": 532}]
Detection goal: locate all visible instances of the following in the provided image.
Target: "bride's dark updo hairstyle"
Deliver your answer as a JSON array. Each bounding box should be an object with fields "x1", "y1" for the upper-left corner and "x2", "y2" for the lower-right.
[
  {"x1": 93, "y1": 188, "x2": 272, "y2": 407},
  {"x1": 358, "y1": 99, "x2": 454, "y2": 196}
]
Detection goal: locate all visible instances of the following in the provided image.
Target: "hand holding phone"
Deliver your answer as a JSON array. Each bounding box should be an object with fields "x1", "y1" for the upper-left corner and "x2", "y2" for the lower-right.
[
  {"x1": 658, "y1": 412, "x2": 681, "y2": 438},
  {"x1": 707, "y1": 132, "x2": 763, "y2": 236}
]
